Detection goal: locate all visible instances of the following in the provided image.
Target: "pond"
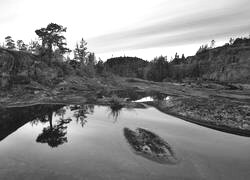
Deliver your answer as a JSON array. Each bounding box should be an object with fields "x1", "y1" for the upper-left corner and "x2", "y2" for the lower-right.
[{"x1": 0, "y1": 104, "x2": 250, "y2": 180}]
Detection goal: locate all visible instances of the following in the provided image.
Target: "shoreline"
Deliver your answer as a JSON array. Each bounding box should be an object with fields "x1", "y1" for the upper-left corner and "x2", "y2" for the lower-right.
[
  {"x1": 146, "y1": 101, "x2": 250, "y2": 137},
  {"x1": 1, "y1": 77, "x2": 250, "y2": 138}
]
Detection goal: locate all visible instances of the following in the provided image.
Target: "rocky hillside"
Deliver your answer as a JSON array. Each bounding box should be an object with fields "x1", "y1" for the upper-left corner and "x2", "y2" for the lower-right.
[
  {"x1": 0, "y1": 48, "x2": 69, "y2": 89},
  {"x1": 184, "y1": 38, "x2": 250, "y2": 83},
  {"x1": 103, "y1": 38, "x2": 250, "y2": 84}
]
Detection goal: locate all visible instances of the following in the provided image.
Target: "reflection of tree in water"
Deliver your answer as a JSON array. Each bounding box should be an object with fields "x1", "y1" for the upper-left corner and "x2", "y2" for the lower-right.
[
  {"x1": 36, "y1": 110, "x2": 69, "y2": 148},
  {"x1": 36, "y1": 125, "x2": 67, "y2": 148},
  {"x1": 71, "y1": 104, "x2": 94, "y2": 127},
  {"x1": 30, "y1": 115, "x2": 48, "y2": 126},
  {"x1": 0, "y1": 104, "x2": 63, "y2": 142},
  {"x1": 108, "y1": 103, "x2": 124, "y2": 123},
  {"x1": 55, "y1": 107, "x2": 72, "y2": 125},
  {"x1": 1, "y1": 104, "x2": 95, "y2": 148},
  {"x1": 34, "y1": 105, "x2": 94, "y2": 147},
  {"x1": 31, "y1": 109, "x2": 59, "y2": 126},
  {"x1": 55, "y1": 107, "x2": 66, "y2": 119}
]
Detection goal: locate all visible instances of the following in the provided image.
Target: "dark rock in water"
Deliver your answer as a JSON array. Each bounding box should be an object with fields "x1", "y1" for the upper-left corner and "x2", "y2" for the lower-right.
[{"x1": 124, "y1": 127, "x2": 179, "y2": 164}]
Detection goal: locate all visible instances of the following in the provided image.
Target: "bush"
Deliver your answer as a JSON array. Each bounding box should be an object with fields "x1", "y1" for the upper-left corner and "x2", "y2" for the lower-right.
[{"x1": 51, "y1": 59, "x2": 73, "y2": 76}]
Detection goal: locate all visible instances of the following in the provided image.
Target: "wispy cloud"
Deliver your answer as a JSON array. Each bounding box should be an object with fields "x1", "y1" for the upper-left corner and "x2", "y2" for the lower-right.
[
  {"x1": 88, "y1": 0, "x2": 250, "y2": 53},
  {"x1": 1, "y1": 0, "x2": 250, "y2": 59}
]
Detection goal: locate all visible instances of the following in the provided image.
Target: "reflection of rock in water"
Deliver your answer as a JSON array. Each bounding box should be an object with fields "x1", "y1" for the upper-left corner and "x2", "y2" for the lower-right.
[{"x1": 124, "y1": 127, "x2": 178, "y2": 164}]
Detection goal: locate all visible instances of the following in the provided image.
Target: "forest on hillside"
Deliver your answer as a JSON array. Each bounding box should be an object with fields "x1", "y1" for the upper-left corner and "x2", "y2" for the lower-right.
[
  {"x1": 1, "y1": 22, "x2": 250, "y2": 90},
  {"x1": 105, "y1": 35, "x2": 250, "y2": 83}
]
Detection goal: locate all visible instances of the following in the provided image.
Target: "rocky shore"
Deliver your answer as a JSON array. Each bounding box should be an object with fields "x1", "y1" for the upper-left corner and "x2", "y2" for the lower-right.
[{"x1": 1, "y1": 76, "x2": 250, "y2": 137}]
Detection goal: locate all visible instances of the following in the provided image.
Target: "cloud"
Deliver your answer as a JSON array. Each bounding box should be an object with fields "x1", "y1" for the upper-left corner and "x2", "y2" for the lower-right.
[
  {"x1": 88, "y1": 0, "x2": 250, "y2": 53},
  {"x1": 1, "y1": 0, "x2": 250, "y2": 58}
]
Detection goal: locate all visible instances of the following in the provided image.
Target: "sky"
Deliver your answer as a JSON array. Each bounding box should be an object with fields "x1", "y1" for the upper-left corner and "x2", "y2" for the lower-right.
[{"x1": 0, "y1": 0, "x2": 250, "y2": 61}]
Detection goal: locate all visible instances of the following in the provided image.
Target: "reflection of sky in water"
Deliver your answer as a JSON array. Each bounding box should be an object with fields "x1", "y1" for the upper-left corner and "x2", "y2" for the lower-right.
[
  {"x1": 134, "y1": 96, "x2": 154, "y2": 102},
  {"x1": 134, "y1": 96, "x2": 170, "y2": 102},
  {"x1": 165, "y1": 96, "x2": 170, "y2": 101},
  {"x1": 0, "y1": 105, "x2": 250, "y2": 180}
]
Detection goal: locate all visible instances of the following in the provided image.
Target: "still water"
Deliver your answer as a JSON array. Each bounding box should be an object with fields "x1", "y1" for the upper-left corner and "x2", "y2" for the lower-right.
[{"x1": 0, "y1": 104, "x2": 250, "y2": 180}]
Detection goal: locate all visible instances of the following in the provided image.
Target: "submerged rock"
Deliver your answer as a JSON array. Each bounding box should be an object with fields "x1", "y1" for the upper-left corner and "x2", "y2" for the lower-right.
[{"x1": 124, "y1": 127, "x2": 179, "y2": 164}]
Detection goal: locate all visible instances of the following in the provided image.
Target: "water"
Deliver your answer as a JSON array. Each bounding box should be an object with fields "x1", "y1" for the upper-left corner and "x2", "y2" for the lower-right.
[
  {"x1": 0, "y1": 104, "x2": 250, "y2": 180},
  {"x1": 134, "y1": 96, "x2": 170, "y2": 102}
]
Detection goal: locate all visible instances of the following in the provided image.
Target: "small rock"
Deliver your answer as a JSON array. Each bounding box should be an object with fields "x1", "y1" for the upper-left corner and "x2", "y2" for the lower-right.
[
  {"x1": 142, "y1": 145, "x2": 152, "y2": 154},
  {"x1": 34, "y1": 90, "x2": 40, "y2": 94},
  {"x1": 242, "y1": 123, "x2": 249, "y2": 129}
]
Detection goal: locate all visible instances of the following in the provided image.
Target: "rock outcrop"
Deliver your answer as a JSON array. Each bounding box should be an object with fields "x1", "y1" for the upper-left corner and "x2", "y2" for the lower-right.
[
  {"x1": 187, "y1": 40, "x2": 250, "y2": 83},
  {"x1": 0, "y1": 48, "x2": 61, "y2": 89}
]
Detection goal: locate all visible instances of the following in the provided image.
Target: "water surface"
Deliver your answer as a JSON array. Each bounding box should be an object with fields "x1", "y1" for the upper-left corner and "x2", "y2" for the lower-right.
[{"x1": 0, "y1": 104, "x2": 250, "y2": 180}]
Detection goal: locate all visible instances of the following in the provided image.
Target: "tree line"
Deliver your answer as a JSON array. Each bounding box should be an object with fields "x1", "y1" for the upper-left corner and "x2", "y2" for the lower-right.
[
  {"x1": 104, "y1": 35, "x2": 250, "y2": 82},
  {"x1": 1, "y1": 23, "x2": 100, "y2": 78},
  {"x1": 1, "y1": 23, "x2": 250, "y2": 83}
]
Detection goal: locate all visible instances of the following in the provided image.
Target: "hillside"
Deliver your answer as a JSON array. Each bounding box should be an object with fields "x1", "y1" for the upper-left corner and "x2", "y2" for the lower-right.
[
  {"x1": 104, "y1": 56, "x2": 148, "y2": 78},
  {"x1": 174, "y1": 38, "x2": 250, "y2": 83},
  {"x1": 1, "y1": 47, "x2": 250, "y2": 135},
  {"x1": 0, "y1": 48, "x2": 66, "y2": 89},
  {"x1": 101, "y1": 38, "x2": 250, "y2": 84},
  {"x1": 1, "y1": 36, "x2": 250, "y2": 93}
]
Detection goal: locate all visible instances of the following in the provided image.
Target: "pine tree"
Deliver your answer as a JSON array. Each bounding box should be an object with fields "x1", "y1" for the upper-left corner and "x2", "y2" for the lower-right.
[
  {"x1": 96, "y1": 58, "x2": 105, "y2": 74},
  {"x1": 28, "y1": 40, "x2": 41, "y2": 54},
  {"x1": 74, "y1": 38, "x2": 89, "y2": 65},
  {"x1": 17, "y1": 40, "x2": 28, "y2": 51},
  {"x1": 210, "y1": 40, "x2": 215, "y2": 48},
  {"x1": 35, "y1": 23, "x2": 70, "y2": 59},
  {"x1": 5, "y1": 36, "x2": 16, "y2": 49},
  {"x1": 229, "y1": 38, "x2": 234, "y2": 45}
]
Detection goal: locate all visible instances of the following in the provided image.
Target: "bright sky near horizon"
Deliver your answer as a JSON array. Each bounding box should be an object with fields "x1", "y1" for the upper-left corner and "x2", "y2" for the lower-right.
[{"x1": 1, "y1": 0, "x2": 250, "y2": 60}]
